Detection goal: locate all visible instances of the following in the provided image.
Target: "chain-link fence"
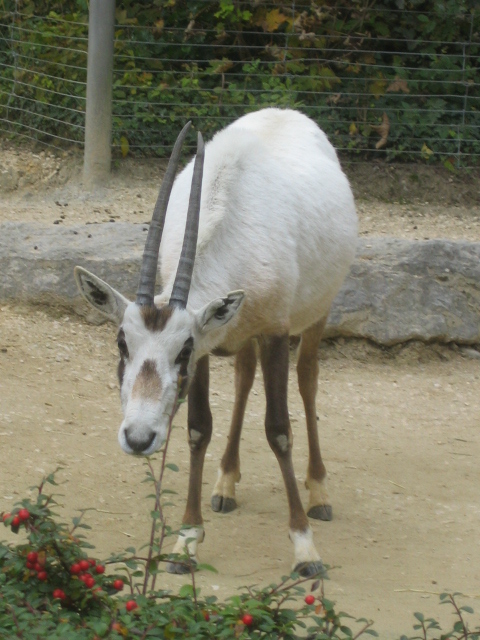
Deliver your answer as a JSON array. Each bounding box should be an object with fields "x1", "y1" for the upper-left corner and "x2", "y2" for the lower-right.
[{"x1": 0, "y1": 3, "x2": 478, "y2": 166}]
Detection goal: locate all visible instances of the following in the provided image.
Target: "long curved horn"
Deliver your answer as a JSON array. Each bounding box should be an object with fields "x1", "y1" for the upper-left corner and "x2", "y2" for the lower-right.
[
  {"x1": 169, "y1": 131, "x2": 205, "y2": 309},
  {"x1": 136, "y1": 121, "x2": 192, "y2": 307}
]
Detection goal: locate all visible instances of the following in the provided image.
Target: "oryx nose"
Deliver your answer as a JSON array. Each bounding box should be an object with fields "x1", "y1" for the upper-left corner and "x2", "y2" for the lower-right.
[{"x1": 124, "y1": 427, "x2": 156, "y2": 454}]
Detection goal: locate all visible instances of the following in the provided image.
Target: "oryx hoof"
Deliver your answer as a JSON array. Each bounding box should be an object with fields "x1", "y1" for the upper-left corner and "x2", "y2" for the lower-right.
[
  {"x1": 294, "y1": 560, "x2": 326, "y2": 579},
  {"x1": 166, "y1": 558, "x2": 197, "y2": 575},
  {"x1": 211, "y1": 495, "x2": 237, "y2": 513},
  {"x1": 307, "y1": 504, "x2": 333, "y2": 521}
]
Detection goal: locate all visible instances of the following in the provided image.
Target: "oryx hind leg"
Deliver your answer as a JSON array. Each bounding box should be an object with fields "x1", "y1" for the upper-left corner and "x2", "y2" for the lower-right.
[
  {"x1": 211, "y1": 339, "x2": 257, "y2": 513},
  {"x1": 167, "y1": 354, "x2": 211, "y2": 574},
  {"x1": 297, "y1": 316, "x2": 332, "y2": 521}
]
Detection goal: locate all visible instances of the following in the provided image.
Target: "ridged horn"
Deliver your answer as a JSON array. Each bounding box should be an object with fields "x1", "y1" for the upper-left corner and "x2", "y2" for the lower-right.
[
  {"x1": 136, "y1": 121, "x2": 192, "y2": 307},
  {"x1": 169, "y1": 131, "x2": 205, "y2": 309}
]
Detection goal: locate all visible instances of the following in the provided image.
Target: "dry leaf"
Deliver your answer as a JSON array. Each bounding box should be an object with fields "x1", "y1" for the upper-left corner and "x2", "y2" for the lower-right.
[
  {"x1": 210, "y1": 58, "x2": 233, "y2": 74},
  {"x1": 120, "y1": 136, "x2": 129, "y2": 158},
  {"x1": 387, "y1": 77, "x2": 409, "y2": 93},
  {"x1": 299, "y1": 31, "x2": 316, "y2": 41},
  {"x1": 373, "y1": 112, "x2": 390, "y2": 149},
  {"x1": 183, "y1": 19, "x2": 199, "y2": 40},
  {"x1": 327, "y1": 93, "x2": 341, "y2": 105},
  {"x1": 257, "y1": 8, "x2": 290, "y2": 32},
  {"x1": 421, "y1": 142, "x2": 434, "y2": 159},
  {"x1": 362, "y1": 53, "x2": 376, "y2": 65},
  {"x1": 153, "y1": 19, "x2": 164, "y2": 36}
]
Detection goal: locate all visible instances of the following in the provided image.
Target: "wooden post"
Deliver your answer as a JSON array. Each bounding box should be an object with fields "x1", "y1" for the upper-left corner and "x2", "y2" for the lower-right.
[{"x1": 83, "y1": 0, "x2": 115, "y2": 187}]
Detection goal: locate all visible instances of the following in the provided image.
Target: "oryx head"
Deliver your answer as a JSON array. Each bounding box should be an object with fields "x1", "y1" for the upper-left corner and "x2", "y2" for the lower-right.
[{"x1": 74, "y1": 124, "x2": 244, "y2": 456}]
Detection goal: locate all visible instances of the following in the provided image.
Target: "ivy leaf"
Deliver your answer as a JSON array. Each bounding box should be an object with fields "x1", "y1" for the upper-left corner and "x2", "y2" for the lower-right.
[
  {"x1": 120, "y1": 136, "x2": 129, "y2": 158},
  {"x1": 421, "y1": 143, "x2": 434, "y2": 160},
  {"x1": 256, "y1": 8, "x2": 290, "y2": 32}
]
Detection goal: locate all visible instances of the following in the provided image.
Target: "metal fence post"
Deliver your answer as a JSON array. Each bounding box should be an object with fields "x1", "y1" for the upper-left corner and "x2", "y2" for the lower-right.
[{"x1": 83, "y1": 0, "x2": 115, "y2": 187}]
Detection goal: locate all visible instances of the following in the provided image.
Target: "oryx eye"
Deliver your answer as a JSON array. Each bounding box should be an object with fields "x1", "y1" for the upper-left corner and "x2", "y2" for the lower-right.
[
  {"x1": 175, "y1": 337, "x2": 193, "y2": 364},
  {"x1": 117, "y1": 330, "x2": 129, "y2": 358}
]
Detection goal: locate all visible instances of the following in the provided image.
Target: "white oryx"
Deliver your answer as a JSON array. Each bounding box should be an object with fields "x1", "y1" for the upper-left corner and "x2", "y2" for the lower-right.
[{"x1": 74, "y1": 108, "x2": 358, "y2": 577}]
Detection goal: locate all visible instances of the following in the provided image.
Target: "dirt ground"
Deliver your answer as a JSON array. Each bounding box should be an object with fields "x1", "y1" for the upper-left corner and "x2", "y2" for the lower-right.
[{"x1": 1, "y1": 145, "x2": 480, "y2": 639}]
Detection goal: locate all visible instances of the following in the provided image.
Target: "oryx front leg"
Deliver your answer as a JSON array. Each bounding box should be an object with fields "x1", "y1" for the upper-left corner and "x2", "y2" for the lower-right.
[
  {"x1": 297, "y1": 318, "x2": 332, "y2": 521},
  {"x1": 167, "y1": 355, "x2": 211, "y2": 574},
  {"x1": 260, "y1": 335, "x2": 324, "y2": 578},
  {"x1": 211, "y1": 339, "x2": 257, "y2": 513}
]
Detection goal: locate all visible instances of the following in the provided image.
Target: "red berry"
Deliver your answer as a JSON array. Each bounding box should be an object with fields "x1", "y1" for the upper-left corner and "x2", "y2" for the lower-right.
[
  {"x1": 26, "y1": 561, "x2": 35, "y2": 570},
  {"x1": 70, "y1": 563, "x2": 81, "y2": 574},
  {"x1": 53, "y1": 589, "x2": 66, "y2": 600},
  {"x1": 2, "y1": 513, "x2": 11, "y2": 524},
  {"x1": 242, "y1": 614, "x2": 253, "y2": 626},
  {"x1": 34, "y1": 562, "x2": 43, "y2": 572},
  {"x1": 125, "y1": 600, "x2": 138, "y2": 612},
  {"x1": 113, "y1": 579, "x2": 124, "y2": 591},
  {"x1": 18, "y1": 508, "x2": 30, "y2": 521},
  {"x1": 27, "y1": 551, "x2": 38, "y2": 563},
  {"x1": 95, "y1": 564, "x2": 105, "y2": 574},
  {"x1": 84, "y1": 576, "x2": 96, "y2": 588},
  {"x1": 305, "y1": 594, "x2": 315, "y2": 605},
  {"x1": 79, "y1": 559, "x2": 90, "y2": 572},
  {"x1": 202, "y1": 611, "x2": 210, "y2": 621},
  {"x1": 37, "y1": 571, "x2": 48, "y2": 581},
  {"x1": 88, "y1": 558, "x2": 96, "y2": 566},
  {"x1": 11, "y1": 515, "x2": 21, "y2": 527}
]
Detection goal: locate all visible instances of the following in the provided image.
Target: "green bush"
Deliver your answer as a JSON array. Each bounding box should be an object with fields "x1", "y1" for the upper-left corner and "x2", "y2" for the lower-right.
[
  {"x1": 0, "y1": 469, "x2": 369, "y2": 639},
  {"x1": 0, "y1": 1, "x2": 478, "y2": 163},
  {"x1": 0, "y1": 397, "x2": 478, "y2": 639},
  {"x1": 2, "y1": 467, "x2": 480, "y2": 639}
]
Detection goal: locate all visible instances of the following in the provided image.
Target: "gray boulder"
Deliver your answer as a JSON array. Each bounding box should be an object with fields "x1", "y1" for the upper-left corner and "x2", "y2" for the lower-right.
[
  {"x1": 1, "y1": 222, "x2": 479, "y2": 345},
  {"x1": 326, "y1": 238, "x2": 480, "y2": 345}
]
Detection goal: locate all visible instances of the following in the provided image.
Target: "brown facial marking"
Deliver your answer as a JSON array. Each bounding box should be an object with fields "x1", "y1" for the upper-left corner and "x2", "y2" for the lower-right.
[
  {"x1": 116, "y1": 328, "x2": 128, "y2": 388},
  {"x1": 117, "y1": 357, "x2": 126, "y2": 388},
  {"x1": 141, "y1": 305, "x2": 174, "y2": 332},
  {"x1": 175, "y1": 337, "x2": 194, "y2": 399},
  {"x1": 132, "y1": 359, "x2": 162, "y2": 400},
  {"x1": 117, "y1": 328, "x2": 129, "y2": 357}
]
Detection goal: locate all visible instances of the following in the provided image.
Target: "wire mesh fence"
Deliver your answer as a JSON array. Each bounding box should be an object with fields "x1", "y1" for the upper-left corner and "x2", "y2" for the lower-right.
[{"x1": 0, "y1": 2, "x2": 478, "y2": 166}]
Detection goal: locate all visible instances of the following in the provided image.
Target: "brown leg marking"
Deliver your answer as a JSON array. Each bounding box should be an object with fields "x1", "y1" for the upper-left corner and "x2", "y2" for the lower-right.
[
  {"x1": 183, "y1": 354, "x2": 212, "y2": 525},
  {"x1": 260, "y1": 335, "x2": 308, "y2": 532},
  {"x1": 297, "y1": 316, "x2": 332, "y2": 521},
  {"x1": 167, "y1": 355, "x2": 211, "y2": 575},
  {"x1": 212, "y1": 339, "x2": 257, "y2": 513},
  {"x1": 260, "y1": 335, "x2": 323, "y2": 577}
]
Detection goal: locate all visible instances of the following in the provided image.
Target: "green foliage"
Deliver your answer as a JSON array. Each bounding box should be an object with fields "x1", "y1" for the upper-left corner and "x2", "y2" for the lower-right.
[
  {"x1": 0, "y1": 383, "x2": 478, "y2": 640},
  {"x1": 0, "y1": 1, "x2": 478, "y2": 162},
  {"x1": 0, "y1": 470, "x2": 376, "y2": 639},
  {"x1": 0, "y1": 4, "x2": 87, "y2": 146},
  {"x1": 1, "y1": 471, "x2": 480, "y2": 639}
]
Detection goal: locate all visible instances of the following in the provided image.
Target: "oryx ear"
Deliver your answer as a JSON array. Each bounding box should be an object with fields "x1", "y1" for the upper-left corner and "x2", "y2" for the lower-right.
[
  {"x1": 196, "y1": 290, "x2": 245, "y2": 333},
  {"x1": 74, "y1": 266, "x2": 130, "y2": 323}
]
